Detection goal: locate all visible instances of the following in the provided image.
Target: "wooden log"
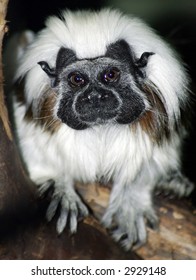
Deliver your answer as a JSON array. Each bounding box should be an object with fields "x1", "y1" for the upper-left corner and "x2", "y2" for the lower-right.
[
  {"x1": 0, "y1": 197, "x2": 140, "y2": 260},
  {"x1": 0, "y1": 213, "x2": 140, "y2": 259},
  {"x1": 0, "y1": 0, "x2": 38, "y2": 227},
  {"x1": 76, "y1": 183, "x2": 196, "y2": 260}
]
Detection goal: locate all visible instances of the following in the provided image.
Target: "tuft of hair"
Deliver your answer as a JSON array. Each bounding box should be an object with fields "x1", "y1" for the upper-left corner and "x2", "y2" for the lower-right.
[{"x1": 12, "y1": 9, "x2": 190, "y2": 137}]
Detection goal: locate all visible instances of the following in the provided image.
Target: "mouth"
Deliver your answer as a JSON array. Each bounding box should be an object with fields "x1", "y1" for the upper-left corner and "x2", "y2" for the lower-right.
[
  {"x1": 57, "y1": 89, "x2": 146, "y2": 130},
  {"x1": 75, "y1": 106, "x2": 119, "y2": 123},
  {"x1": 57, "y1": 100, "x2": 146, "y2": 130},
  {"x1": 57, "y1": 102, "x2": 119, "y2": 130}
]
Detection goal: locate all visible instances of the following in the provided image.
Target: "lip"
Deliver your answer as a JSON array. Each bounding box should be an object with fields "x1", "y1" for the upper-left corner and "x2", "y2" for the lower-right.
[{"x1": 76, "y1": 107, "x2": 119, "y2": 123}]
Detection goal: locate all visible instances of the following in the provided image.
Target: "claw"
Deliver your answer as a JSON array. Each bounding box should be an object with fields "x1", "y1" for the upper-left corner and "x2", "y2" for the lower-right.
[
  {"x1": 46, "y1": 195, "x2": 61, "y2": 221},
  {"x1": 39, "y1": 181, "x2": 89, "y2": 234},
  {"x1": 38, "y1": 179, "x2": 55, "y2": 197},
  {"x1": 56, "y1": 208, "x2": 69, "y2": 234},
  {"x1": 102, "y1": 203, "x2": 158, "y2": 250},
  {"x1": 70, "y1": 210, "x2": 78, "y2": 233}
]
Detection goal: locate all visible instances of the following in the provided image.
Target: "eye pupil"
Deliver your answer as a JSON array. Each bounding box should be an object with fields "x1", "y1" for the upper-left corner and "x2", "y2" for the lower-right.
[
  {"x1": 74, "y1": 75, "x2": 82, "y2": 83},
  {"x1": 108, "y1": 72, "x2": 114, "y2": 79},
  {"x1": 103, "y1": 68, "x2": 120, "y2": 83},
  {"x1": 69, "y1": 72, "x2": 86, "y2": 87}
]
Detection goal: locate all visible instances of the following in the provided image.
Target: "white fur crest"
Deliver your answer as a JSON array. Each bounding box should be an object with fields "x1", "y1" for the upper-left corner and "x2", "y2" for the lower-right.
[{"x1": 15, "y1": 9, "x2": 189, "y2": 124}]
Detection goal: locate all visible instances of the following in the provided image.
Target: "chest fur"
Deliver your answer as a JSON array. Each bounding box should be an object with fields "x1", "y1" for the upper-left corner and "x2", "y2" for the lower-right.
[
  {"x1": 15, "y1": 103, "x2": 153, "y2": 185},
  {"x1": 54, "y1": 125, "x2": 153, "y2": 184}
]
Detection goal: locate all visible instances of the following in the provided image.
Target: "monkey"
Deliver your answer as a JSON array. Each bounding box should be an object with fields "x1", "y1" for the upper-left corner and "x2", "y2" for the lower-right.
[{"x1": 4, "y1": 9, "x2": 194, "y2": 250}]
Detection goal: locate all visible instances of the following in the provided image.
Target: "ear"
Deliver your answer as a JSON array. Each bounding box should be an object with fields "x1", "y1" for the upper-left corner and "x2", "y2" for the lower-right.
[
  {"x1": 38, "y1": 61, "x2": 57, "y2": 87},
  {"x1": 135, "y1": 52, "x2": 154, "y2": 79},
  {"x1": 136, "y1": 52, "x2": 154, "y2": 68},
  {"x1": 106, "y1": 39, "x2": 133, "y2": 62},
  {"x1": 38, "y1": 47, "x2": 77, "y2": 87},
  {"x1": 56, "y1": 47, "x2": 77, "y2": 69}
]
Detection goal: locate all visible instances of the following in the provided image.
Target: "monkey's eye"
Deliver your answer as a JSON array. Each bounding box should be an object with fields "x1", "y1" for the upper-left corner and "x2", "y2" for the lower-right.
[
  {"x1": 102, "y1": 68, "x2": 120, "y2": 83},
  {"x1": 68, "y1": 72, "x2": 86, "y2": 88}
]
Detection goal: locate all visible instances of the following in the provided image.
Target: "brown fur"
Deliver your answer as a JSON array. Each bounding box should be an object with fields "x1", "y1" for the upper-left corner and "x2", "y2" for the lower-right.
[
  {"x1": 38, "y1": 91, "x2": 61, "y2": 133},
  {"x1": 138, "y1": 83, "x2": 170, "y2": 143},
  {"x1": 15, "y1": 82, "x2": 61, "y2": 133}
]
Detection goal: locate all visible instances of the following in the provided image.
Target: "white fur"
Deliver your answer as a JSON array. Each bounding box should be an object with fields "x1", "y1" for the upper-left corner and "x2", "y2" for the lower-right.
[
  {"x1": 5, "y1": 9, "x2": 193, "y2": 250},
  {"x1": 14, "y1": 99, "x2": 156, "y2": 185},
  {"x1": 15, "y1": 9, "x2": 189, "y2": 125}
]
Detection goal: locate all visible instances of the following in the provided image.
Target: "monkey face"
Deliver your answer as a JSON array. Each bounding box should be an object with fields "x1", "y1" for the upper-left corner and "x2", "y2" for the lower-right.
[{"x1": 39, "y1": 40, "x2": 152, "y2": 130}]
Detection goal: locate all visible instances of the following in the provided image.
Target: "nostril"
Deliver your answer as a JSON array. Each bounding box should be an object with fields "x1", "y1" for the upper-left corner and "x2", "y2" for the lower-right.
[
  {"x1": 87, "y1": 94, "x2": 95, "y2": 104},
  {"x1": 76, "y1": 89, "x2": 120, "y2": 109},
  {"x1": 87, "y1": 93, "x2": 103, "y2": 104},
  {"x1": 101, "y1": 94, "x2": 108, "y2": 100}
]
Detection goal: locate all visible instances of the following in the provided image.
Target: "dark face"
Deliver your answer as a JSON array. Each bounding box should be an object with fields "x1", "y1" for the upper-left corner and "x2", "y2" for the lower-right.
[{"x1": 38, "y1": 40, "x2": 153, "y2": 130}]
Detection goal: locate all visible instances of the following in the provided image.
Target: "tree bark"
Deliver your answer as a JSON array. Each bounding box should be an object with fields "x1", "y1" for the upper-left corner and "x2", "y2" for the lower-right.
[
  {"x1": 0, "y1": 0, "x2": 38, "y2": 229},
  {"x1": 0, "y1": 0, "x2": 11, "y2": 140}
]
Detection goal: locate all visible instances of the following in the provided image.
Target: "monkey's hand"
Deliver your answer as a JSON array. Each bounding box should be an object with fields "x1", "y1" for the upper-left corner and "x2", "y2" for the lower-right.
[
  {"x1": 102, "y1": 191, "x2": 158, "y2": 251},
  {"x1": 39, "y1": 180, "x2": 89, "y2": 234}
]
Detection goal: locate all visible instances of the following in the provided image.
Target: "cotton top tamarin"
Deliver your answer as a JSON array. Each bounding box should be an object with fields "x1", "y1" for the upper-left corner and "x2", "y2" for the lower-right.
[{"x1": 4, "y1": 9, "x2": 194, "y2": 250}]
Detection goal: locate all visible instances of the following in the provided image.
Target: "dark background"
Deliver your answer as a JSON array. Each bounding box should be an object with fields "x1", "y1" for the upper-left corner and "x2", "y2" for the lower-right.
[
  {"x1": 6, "y1": 0, "x2": 105, "y2": 32},
  {"x1": 5, "y1": 0, "x2": 196, "y2": 201}
]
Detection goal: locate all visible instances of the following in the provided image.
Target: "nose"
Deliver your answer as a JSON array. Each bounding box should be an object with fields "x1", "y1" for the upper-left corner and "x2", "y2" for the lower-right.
[
  {"x1": 74, "y1": 89, "x2": 120, "y2": 120},
  {"x1": 76, "y1": 89, "x2": 119, "y2": 110},
  {"x1": 85, "y1": 91, "x2": 110, "y2": 105}
]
